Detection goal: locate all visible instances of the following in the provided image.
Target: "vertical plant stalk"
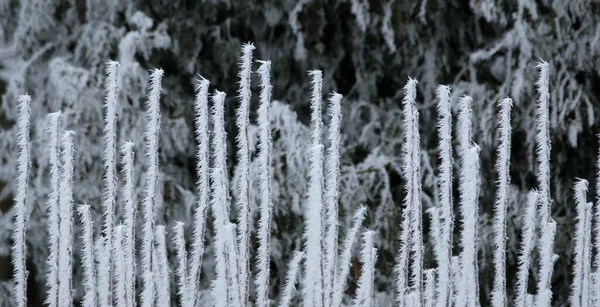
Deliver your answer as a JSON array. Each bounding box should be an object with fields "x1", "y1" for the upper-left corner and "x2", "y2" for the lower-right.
[
  {"x1": 303, "y1": 69, "x2": 324, "y2": 307},
  {"x1": 12, "y1": 94, "x2": 31, "y2": 307},
  {"x1": 140, "y1": 68, "x2": 164, "y2": 307},
  {"x1": 154, "y1": 225, "x2": 170, "y2": 307},
  {"x1": 78, "y1": 204, "x2": 96, "y2": 307},
  {"x1": 595, "y1": 136, "x2": 600, "y2": 305},
  {"x1": 174, "y1": 222, "x2": 191, "y2": 307},
  {"x1": 99, "y1": 60, "x2": 120, "y2": 307},
  {"x1": 224, "y1": 223, "x2": 243, "y2": 307},
  {"x1": 582, "y1": 202, "x2": 593, "y2": 307},
  {"x1": 45, "y1": 110, "x2": 61, "y2": 307},
  {"x1": 113, "y1": 225, "x2": 127, "y2": 307},
  {"x1": 121, "y1": 141, "x2": 136, "y2": 307},
  {"x1": 492, "y1": 97, "x2": 513, "y2": 307},
  {"x1": 323, "y1": 92, "x2": 343, "y2": 307},
  {"x1": 351, "y1": 231, "x2": 376, "y2": 307},
  {"x1": 188, "y1": 77, "x2": 210, "y2": 306},
  {"x1": 535, "y1": 219, "x2": 558, "y2": 307},
  {"x1": 423, "y1": 269, "x2": 436, "y2": 307},
  {"x1": 255, "y1": 60, "x2": 273, "y2": 307},
  {"x1": 279, "y1": 251, "x2": 305, "y2": 307},
  {"x1": 58, "y1": 130, "x2": 75, "y2": 307},
  {"x1": 514, "y1": 191, "x2": 538, "y2": 307},
  {"x1": 434, "y1": 85, "x2": 453, "y2": 307},
  {"x1": 570, "y1": 179, "x2": 589, "y2": 307},
  {"x1": 234, "y1": 43, "x2": 254, "y2": 306}
]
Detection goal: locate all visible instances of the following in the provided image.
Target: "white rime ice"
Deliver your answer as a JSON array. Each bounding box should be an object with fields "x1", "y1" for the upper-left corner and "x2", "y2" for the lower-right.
[
  {"x1": 323, "y1": 92, "x2": 343, "y2": 307},
  {"x1": 235, "y1": 43, "x2": 254, "y2": 306},
  {"x1": 58, "y1": 130, "x2": 75, "y2": 307},
  {"x1": 44, "y1": 111, "x2": 62, "y2": 307},
  {"x1": 279, "y1": 251, "x2": 305, "y2": 307},
  {"x1": 12, "y1": 94, "x2": 30, "y2": 307},
  {"x1": 255, "y1": 60, "x2": 273, "y2": 307},
  {"x1": 351, "y1": 230, "x2": 376, "y2": 307},
  {"x1": 99, "y1": 60, "x2": 120, "y2": 307},
  {"x1": 332, "y1": 206, "x2": 367, "y2": 307},
  {"x1": 77, "y1": 204, "x2": 96, "y2": 307},
  {"x1": 570, "y1": 179, "x2": 591, "y2": 307},
  {"x1": 514, "y1": 191, "x2": 538, "y2": 307},
  {"x1": 174, "y1": 221, "x2": 191, "y2": 307},
  {"x1": 492, "y1": 97, "x2": 513, "y2": 307},
  {"x1": 595, "y1": 136, "x2": 600, "y2": 304},
  {"x1": 121, "y1": 141, "x2": 137, "y2": 307},
  {"x1": 113, "y1": 225, "x2": 127, "y2": 307},
  {"x1": 188, "y1": 76, "x2": 210, "y2": 307},
  {"x1": 535, "y1": 219, "x2": 558, "y2": 307},
  {"x1": 303, "y1": 69, "x2": 325, "y2": 307},
  {"x1": 155, "y1": 225, "x2": 170, "y2": 307},
  {"x1": 225, "y1": 223, "x2": 243, "y2": 307},
  {"x1": 424, "y1": 269, "x2": 436, "y2": 307},
  {"x1": 140, "y1": 68, "x2": 164, "y2": 307},
  {"x1": 395, "y1": 78, "x2": 422, "y2": 306}
]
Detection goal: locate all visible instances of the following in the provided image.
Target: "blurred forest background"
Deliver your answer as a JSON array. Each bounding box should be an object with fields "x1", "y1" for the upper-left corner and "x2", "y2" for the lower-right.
[{"x1": 0, "y1": 0, "x2": 599, "y2": 305}]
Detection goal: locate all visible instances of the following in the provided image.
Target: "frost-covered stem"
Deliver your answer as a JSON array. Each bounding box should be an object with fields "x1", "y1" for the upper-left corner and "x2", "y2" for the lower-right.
[
  {"x1": 12, "y1": 94, "x2": 30, "y2": 307},
  {"x1": 224, "y1": 223, "x2": 243, "y2": 307},
  {"x1": 279, "y1": 251, "x2": 305, "y2": 307},
  {"x1": 140, "y1": 68, "x2": 164, "y2": 307},
  {"x1": 434, "y1": 85, "x2": 453, "y2": 307},
  {"x1": 535, "y1": 61, "x2": 551, "y2": 223},
  {"x1": 594, "y1": 136, "x2": 600, "y2": 284},
  {"x1": 582, "y1": 202, "x2": 593, "y2": 307},
  {"x1": 303, "y1": 69, "x2": 324, "y2": 307},
  {"x1": 255, "y1": 60, "x2": 273, "y2": 307},
  {"x1": 188, "y1": 77, "x2": 210, "y2": 306},
  {"x1": 332, "y1": 206, "x2": 367, "y2": 307},
  {"x1": 174, "y1": 222, "x2": 191, "y2": 307},
  {"x1": 155, "y1": 226, "x2": 170, "y2": 307},
  {"x1": 45, "y1": 111, "x2": 62, "y2": 307},
  {"x1": 424, "y1": 269, "x2": 436, "y2": 307},
  {"x1": 323, "y1": 92, "x2": 343, "y2": 307},
  {"x1": 535, "y1": 219, "x2": 558, "y2": 307},
  {"x1": 351, "y1": 231, "x2": 376, "y2": 307},
  {"x1": 58, "y1": 130, "x2": 75, "y2": 307},
  {"x1": 514, "y1": 191, "x2": 538, "y2": 307},
  {"x1": 78, "y1": 204, "x2": 96, "y2": 307},
  {"x1": 113, "y1": 226, "x2": 127, "y2": 307},
  {"x1": 570, "y1": 179, "x2": 590, "y2": 307},
  {"x1": 235, "y1": 43, "x2": 254, "y2": 306},
  {"x1": 210, "y1": 90, "x2": 230, "y2": 307},
  {"x1": 456, "y1": 146, "x2": 481, "y2": 307},
  {"x1": 99, "y1": 60, "x2": 120, "y2": 307},
  {"x1": 121, "y1": 141, "x2": 136, "y2": 307},
  {"x1": 491, "y1": 97, "x2": 513, "y2": 307}
]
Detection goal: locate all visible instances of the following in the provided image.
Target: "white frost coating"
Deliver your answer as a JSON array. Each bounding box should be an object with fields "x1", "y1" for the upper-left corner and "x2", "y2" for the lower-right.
[
  {"x1": 456, "y1": 146, "x2": 481, "y2": 307},
  {"x1": 303, "y1": 69, "x2": 324, "y2": 307},
  {"x1": 323, "y1": 92, "x2": 343, "y2": 307},
  {"x1": 120, "y1": 141, "x2": 136, "y2": 307},
  {"x1": 514, "y1": 191, "x2": 538, "y2": 307},
  {"x1": 154, "y1": 226, "x2": 170, "y2": 307},
  {"x1": 424, "y1": 269, "x2": 436, "y2": 307},
  {"x1": 570, "y1": 179, "x2": 589, "y2": 307},
  {"x1": 492, "y1": 97, "x2": 513, "y2": 307},
  {"x1": 351, "y1": 231, "x2": 376, "y2": 307},
  {"x1": 535, "y1": 219, "x2": 558, "y2": 307},
  {"x1": 535, "y1": 61, "x2": 551, "y2": 223},
  {"x1": 332, "y1": 206, "x2": 367, "y2": 307},
  {"x1": 77, "y1": 204, "x2": 96, "y2": 307},
  {"x1": 173, "y1": 222, "x2": 191, "y2": 307},
  {"x1": 594, "y1": 136, "x2": 600, "y2": 298},
  {"x1": 457, "y1": 95, "x2": 473, "y2": 157},
  {"x1": 99, "y1": 60, "x2": 120, "y2": 307},
  {"x1": 58, "y1": 130, "x2": 75, "y2": 307},
  {"x1": 113, "y1": 226, "x2": 127, "y2": 307},
  {"x1": 581, "y1": 202, "x2": 593, "y2": 307},
  {"x1": 434, "y1": 85, "x2": 453, "y2": 307},
  {"x1": 255, "y1": 60, "x2": 273, "y2": 307},
  {"x1": 12, "y1": 94, "x2": 30, "y2": 307},
  {"x1": 279, "y1": 251, "x2": 305, "y2": 307},
  {"x1": 140, "y1": 68, "x2": 164, "y2": 307},
  {"x1": 235, "y1": 43, "x2": 254, "y2": 306},
  {"x1": 188, "y1": 76, "x2": 210, "y2": 307},
  {"x1": 44, "y1": 111, "x2": 62, "y2": 307}
]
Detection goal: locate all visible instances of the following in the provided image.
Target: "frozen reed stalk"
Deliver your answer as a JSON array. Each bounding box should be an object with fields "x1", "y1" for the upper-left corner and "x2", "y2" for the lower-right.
[
  {"x1": 492, "y1": 97, "x2": 513, "y2": 307},
  {"x1": 582, "y1": 202, "x2": 593, "y2": 307},
  {"x1": 351, "y1": 231, "x2": 376, "y2": 307},
  {"x1": 594, "y1": 136, "x2": 600, "y2": 290},
  {"x1": 332, "y1": 206, "x2": 367, "y2": 307},
  {"x1": 224, "y1": 223, "x2": 243, "y2": 307},
  {"x1": 535, "y1": 219, "x2": 558, "y2": 307},
  {"x1": 174, "y1": 222, "x2": 191, "y2": 307},
  {"x1": 323, "y1": 92, "x2": 343, "y2": 307},
  {"x1": 58, "y1": 130, "x2": 75, "y2": 307},
  {"x1": 121, "y1": 141, "x2": 136, "y2": 307},
  {"x1": 434, "y1": 85, "x2": 453, "y2": 307},
  {"x1": 570, "y1": 179, "x2": 590, "y2": 307},
  {"x1": 78, "y1": 204, "x2": 96, "y2": 307},
  {"x1": 255, "y1": 60, "x2": 273, "y2": 307},
  {"x1": 99, "y1": 60, "x2": 120, "y2": 307},
  {"x1": 424, "y1": 269, "x2": 436, "y2": 307},
  {"x1": 235, "y1": 43, "x2": 254, "y2": 305},
  {"x1": 456, "y1": 145, "x2": 481, "y2": 307},
  {"x1": 514, "y1": 191, "x2": 538, "y2": 307},
  {"x1": 278, "y1": 251, "x2": 305, "y2": 307},
  {"x1": 188, "y1": 77, "x2": 210, "y2": 306},
  {"x1": 12, "y1": 94, "x2": 30, "y2": 307},
  {"x1": 303, "y1": 69, "x2": 324, "y2": 307},
  {"x1": 140, "y1": 68, "x2": 164, "y2": 307},
  {"x1": 113, "y1": 226, "x2": 127, "y2": 307},
  {"x1": 155, "y1": 226, "x2": 170, "y2": 307},
  {"x1": 535, "y1": 61, "x2": 551, "y2": 223},
  {"x1": 44, "y1": 111, "x2": 62, "y2": 307}
]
